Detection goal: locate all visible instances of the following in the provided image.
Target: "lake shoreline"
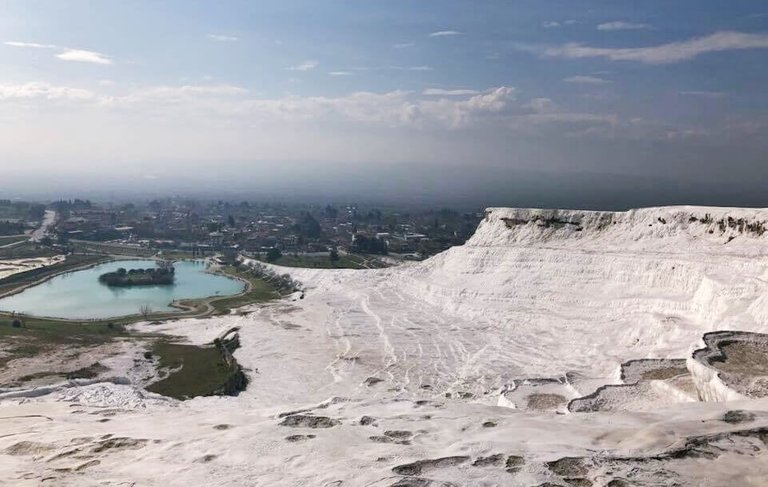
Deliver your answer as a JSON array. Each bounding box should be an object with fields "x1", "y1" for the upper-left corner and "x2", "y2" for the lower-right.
[
  {"x1": 0, "y1": 255, "x2": 116, "y2": 301},
  {"x1": 0, "y1": 257, "x2": 248, "y2": 322}
]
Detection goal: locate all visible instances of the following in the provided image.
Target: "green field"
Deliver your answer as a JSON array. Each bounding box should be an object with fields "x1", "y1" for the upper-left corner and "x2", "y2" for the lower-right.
[
  {"x1": 70, "y1": 241, "x2": 201, "y2": 261},
  {"x1": 0, "y1": 235, "x2": 27, "y2": 247},
  {"x1": 0, "y1": 316, "x2": 128, "y2": 369},
  {"x1": 70, "y1": 240, "x2": 156, "y2": 257},
  {"x1": 209, "y1": 266, "x2": 282, "y2": 314},
  {"x1": 0, "y1": 242, "x2": 57, "y2": 259},
  {"x1": 146, "y1": 341, "x2": 244, "y2": 399},
  {"x1": 261, "y1": 253, "x2": 386, "y2": 269}
]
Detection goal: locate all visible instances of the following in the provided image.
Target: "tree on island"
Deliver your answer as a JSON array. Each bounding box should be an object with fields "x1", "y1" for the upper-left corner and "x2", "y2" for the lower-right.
[
  {"x1": 329, "y1": 248, "x2": 340, "y2": 263},
  {"x1": 99, "y1": 265, "x2": 175, "y2": 287}
]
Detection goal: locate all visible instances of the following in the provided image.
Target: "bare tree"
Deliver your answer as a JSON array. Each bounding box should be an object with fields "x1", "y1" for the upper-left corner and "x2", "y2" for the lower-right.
[{"x1": 139, "y1": 304, "x2": 152, "y2": 320}]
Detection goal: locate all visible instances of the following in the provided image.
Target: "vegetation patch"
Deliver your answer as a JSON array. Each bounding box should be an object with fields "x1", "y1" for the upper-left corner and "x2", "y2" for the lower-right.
[
  {"x1": 209, "y1": 265, "x2": 283, "y2": 315},
  {"x1": 261, "y1": 253, "x2": 385, "y2": 269},
  {"x1": 0, "y1": 259, "x2": 282, "y2": 394},
  {"x1": 146, "y1": 337, "x2": 246, "y2": 400},
  {"x1": 0, "y1": 242, "x2": 57, "y2": 260},
  {"x1": 0, "y1": 317, "x2": 126, "y2": 360},
  {"x1": 99, "y1": 265, "x2": 175, "y2": 287},
  {"x1": 0, "y1": 235, "x2": 28, "y2": 247},
  {"x1": 66, "y1": 362, "x2": 109, "y2": 379},
  {"x1": 14, "y1": 363, "x2": 106, "y2": 383}
]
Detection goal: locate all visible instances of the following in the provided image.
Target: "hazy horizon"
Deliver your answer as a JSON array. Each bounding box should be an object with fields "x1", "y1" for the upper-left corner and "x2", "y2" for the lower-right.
[{"x1": 5, "y1": 161, "x2": 768, "y2": 211}]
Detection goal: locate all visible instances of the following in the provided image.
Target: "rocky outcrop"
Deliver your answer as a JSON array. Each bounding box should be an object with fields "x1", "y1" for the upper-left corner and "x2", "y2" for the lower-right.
[{"x1": 688, "y1": 331, "x2": 768, "y2": 401}]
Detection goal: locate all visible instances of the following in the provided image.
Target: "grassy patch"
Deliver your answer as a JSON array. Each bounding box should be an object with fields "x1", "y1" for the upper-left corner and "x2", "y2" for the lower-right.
[
  {"x1": 14, "y1": 363, "x2": 106, "y2": 383},
  {"x1": 0, "y1": 316, "x2": 127, "y2": 340},
  {"x1": 66, "y1": 362, "x2": 108, "y2": 379},
  {"x1": 259, "y1": 253, "x2": 385, "y2": 269},
  {"x1": 0, "y1": 242, "x2": 56, "y2": 260},
  {"x1": 146, "y1": 341, "x2": 243, "y2": 400},
  {"x1": 70, "y1": 241, "x2": 198, "y2": 261},
  {"x1": 70, "y1": 241, "x2": 156, "y2": 258},
  {"x1": 0, "y1": 317, "x2": 127, "y2": 370},
  {"x1": 155, "y1": 250, "x2": 199, "y2": 260},
  {"x1": 209, "y1": 266, "x2": 281, "y2": 315},
  {"x1": 0, "y1": 235, "x2": 27, "y2": 247},
  {"x1": 1, "y1": 343, "x2": 44, "y2": 367}
]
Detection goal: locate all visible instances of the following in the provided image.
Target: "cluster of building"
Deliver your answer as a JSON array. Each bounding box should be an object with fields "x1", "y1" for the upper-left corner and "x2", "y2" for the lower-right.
[{"x1": 48, "y1": 199, "x2": 483, "y2": 260}]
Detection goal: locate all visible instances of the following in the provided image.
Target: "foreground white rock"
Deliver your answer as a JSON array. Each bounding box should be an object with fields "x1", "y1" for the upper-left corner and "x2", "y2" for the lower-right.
[{"x1": 2, "y1": 206, "x2": 768, "y2": 486}]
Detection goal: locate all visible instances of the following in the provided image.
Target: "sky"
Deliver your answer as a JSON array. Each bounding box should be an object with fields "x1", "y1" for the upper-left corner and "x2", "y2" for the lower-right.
[{"x1": 1, "y1": 1, "x2": 768, "y2": 206}]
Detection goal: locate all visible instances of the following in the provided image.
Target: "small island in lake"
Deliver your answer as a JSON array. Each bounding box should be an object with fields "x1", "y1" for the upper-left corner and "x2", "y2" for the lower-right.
[{"x1": 99, "y1": 264, "x2": 175, "y2": 287}]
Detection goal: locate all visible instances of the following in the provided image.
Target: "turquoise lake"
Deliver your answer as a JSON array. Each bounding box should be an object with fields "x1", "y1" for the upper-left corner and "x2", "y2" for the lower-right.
[{"x1": 0, "y1": 260, "x2": 245, "y2": 320}]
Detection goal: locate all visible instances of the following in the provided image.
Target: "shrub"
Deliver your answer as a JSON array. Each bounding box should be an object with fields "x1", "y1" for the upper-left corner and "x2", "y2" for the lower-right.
[{"x1": 266, "y1": 247, "x2": 282, "y2": 262}]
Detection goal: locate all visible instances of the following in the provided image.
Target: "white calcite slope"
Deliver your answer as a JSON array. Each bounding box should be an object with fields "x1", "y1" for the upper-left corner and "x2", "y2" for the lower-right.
[
  {"x1": 2, "y1": 206, "x2": 768, "y2": 486},
  {"x1": 291, "y1": 206, "x2": 768, "y2": 393}
]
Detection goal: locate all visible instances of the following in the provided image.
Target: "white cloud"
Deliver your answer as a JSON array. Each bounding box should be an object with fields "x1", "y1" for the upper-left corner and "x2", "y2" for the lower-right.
[
  {"x1": 393, "y1": 42, "x2": 415, "y2": 49},
  {"x1": 563, "y1": 75, "x2": 612, "y2": 84},
  {"x1": 328, "y1": 71, "x2": 353, "y2": 76},
  {"x1": 5, "y1": 41, "x2": 57, "y2": 49},
  {"x1": 524, "y1": 97, "x2": 556, "y2": 113},
  {"x1": 0, "y1": 81, "x2": 638, "y2": 169},
  {"x1": 423, "y1": 88, "x2": 480, "y2": 96},
  {"x1": 287, "y1": 60, "x2": 319, "y2": 71},
  {"x1": 0, "y1": 82, "x2": 94, "y2": 101},
  {"x1": 429, "y1": 31, "x2": 462, "y2": 37},
  {"x1": 597, "y1": 21, "x2": 652, "y2": 31},
  {"x1": 156, "y1": 84, "x2": 610, "y2": 132},
  {"x1": 56, "y1": 49, "x2": 112, "y2": 65},
  {"x1": 418, "y1": 87, "x2": 518, "y2": 128},
  {"x1": 207, "y1": 34, "x2": 238, "y2": 42},
  {"x1": 543, "y1": 20, "x2": 576, "y2": 29},
  {"x1": 542, "y1": 31, "x2": 768, "y2": 64},
  {"x1": 6, "y1": 41, "x2": 113, "y2": 65},
  {"x1": 121, "y1": 85, "x2": 520, "y2": 129},
  {"x1": 0, "y1": 80, "x2": 615, "y2": 137}
]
